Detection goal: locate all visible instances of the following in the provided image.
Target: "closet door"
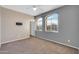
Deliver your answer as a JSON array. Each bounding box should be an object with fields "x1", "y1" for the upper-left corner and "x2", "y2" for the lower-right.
[{"x1": 26, "y1": 20, "x2": 30, "y2": 38}]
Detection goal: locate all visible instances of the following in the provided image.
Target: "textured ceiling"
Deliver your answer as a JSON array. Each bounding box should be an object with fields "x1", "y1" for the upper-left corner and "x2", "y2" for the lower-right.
[{"x1": 1, "y1": 5, "x2": 63, "y2": 16}]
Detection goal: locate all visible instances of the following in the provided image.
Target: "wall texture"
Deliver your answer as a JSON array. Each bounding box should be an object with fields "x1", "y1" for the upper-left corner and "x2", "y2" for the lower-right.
[
  {"x1": 0, "y1": 7, "x2": 33, "y2": 44},
  {"x1": 0, "y1": 7, "x2": 1, "y2": 46},
  {"x1": 36, "y1": 5, "x2": 79, "y2": 49}
]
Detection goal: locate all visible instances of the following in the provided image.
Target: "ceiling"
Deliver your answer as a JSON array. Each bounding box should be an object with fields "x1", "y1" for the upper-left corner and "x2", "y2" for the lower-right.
[{"x1": 1, "y1": 5, "x2": 63, "y2": 16}]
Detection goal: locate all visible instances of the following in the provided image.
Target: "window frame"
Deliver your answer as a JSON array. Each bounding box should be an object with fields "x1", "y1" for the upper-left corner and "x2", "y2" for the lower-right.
[
  {"x1": 45, "y1": 13, "x2": 59, "y2": 33},
  {"x1": 36, "y1": 17, "x2": 43, "y2": 31}
]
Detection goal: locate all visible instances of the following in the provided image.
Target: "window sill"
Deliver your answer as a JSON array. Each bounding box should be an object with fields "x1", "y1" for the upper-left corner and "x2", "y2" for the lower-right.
[{"x1": 45, "y1": 31, "x2": 58, "y2": 33}]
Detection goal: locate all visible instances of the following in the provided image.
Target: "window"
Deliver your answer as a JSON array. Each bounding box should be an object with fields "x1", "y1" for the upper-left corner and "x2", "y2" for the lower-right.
[
  {"x1": 45, "y1": 13, "x2": 58, "y2": 32},
  {"x1": 37, "y1": 17, "x2": 43, "y2": 31}
]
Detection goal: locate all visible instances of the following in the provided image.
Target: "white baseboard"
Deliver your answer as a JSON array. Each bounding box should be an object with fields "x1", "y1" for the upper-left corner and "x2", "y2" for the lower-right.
[
  {"x1": 36, "y1": 36, "x2": 79, "y2": 50},
  {"x1": 1, "y1": 36, "x2": 30, "y2": 44}
]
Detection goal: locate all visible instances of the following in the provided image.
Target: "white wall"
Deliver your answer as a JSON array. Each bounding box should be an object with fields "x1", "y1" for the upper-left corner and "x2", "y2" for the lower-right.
[{"x1": 1, "y1": 7, "x2": 33, "y2": 44}]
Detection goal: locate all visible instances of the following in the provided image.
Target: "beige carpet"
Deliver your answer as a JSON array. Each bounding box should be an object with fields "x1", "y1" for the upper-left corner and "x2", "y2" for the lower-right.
[{"x1": 0, "y1": 37, "x2": 78, "y2": 54}]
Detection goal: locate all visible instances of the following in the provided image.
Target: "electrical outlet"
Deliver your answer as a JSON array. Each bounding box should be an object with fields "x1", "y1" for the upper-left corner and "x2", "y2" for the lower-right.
[
  {"x1": 67, "y1": 40, "x2": 71, "y2": 43},
  {"x1": 65, "y1": 40, "x2": 71, "y2": 43}
]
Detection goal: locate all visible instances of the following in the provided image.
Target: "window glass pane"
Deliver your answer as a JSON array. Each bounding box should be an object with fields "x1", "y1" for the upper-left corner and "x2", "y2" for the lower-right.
[
  {"x1": 37, "y1": 18, "x2": 42, "y2": 31},
  {"x1": 51, "y1": 13, "x2": 58, "y2": 25},
  {"x1": 46, "y1": 13, "x2": 58, "y2": 32}
]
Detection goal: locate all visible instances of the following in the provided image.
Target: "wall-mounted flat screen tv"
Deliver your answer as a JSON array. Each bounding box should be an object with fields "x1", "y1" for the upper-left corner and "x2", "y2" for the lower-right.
[{"x1": 16, "y1": 22, "x2": 23, "y2": 26}]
